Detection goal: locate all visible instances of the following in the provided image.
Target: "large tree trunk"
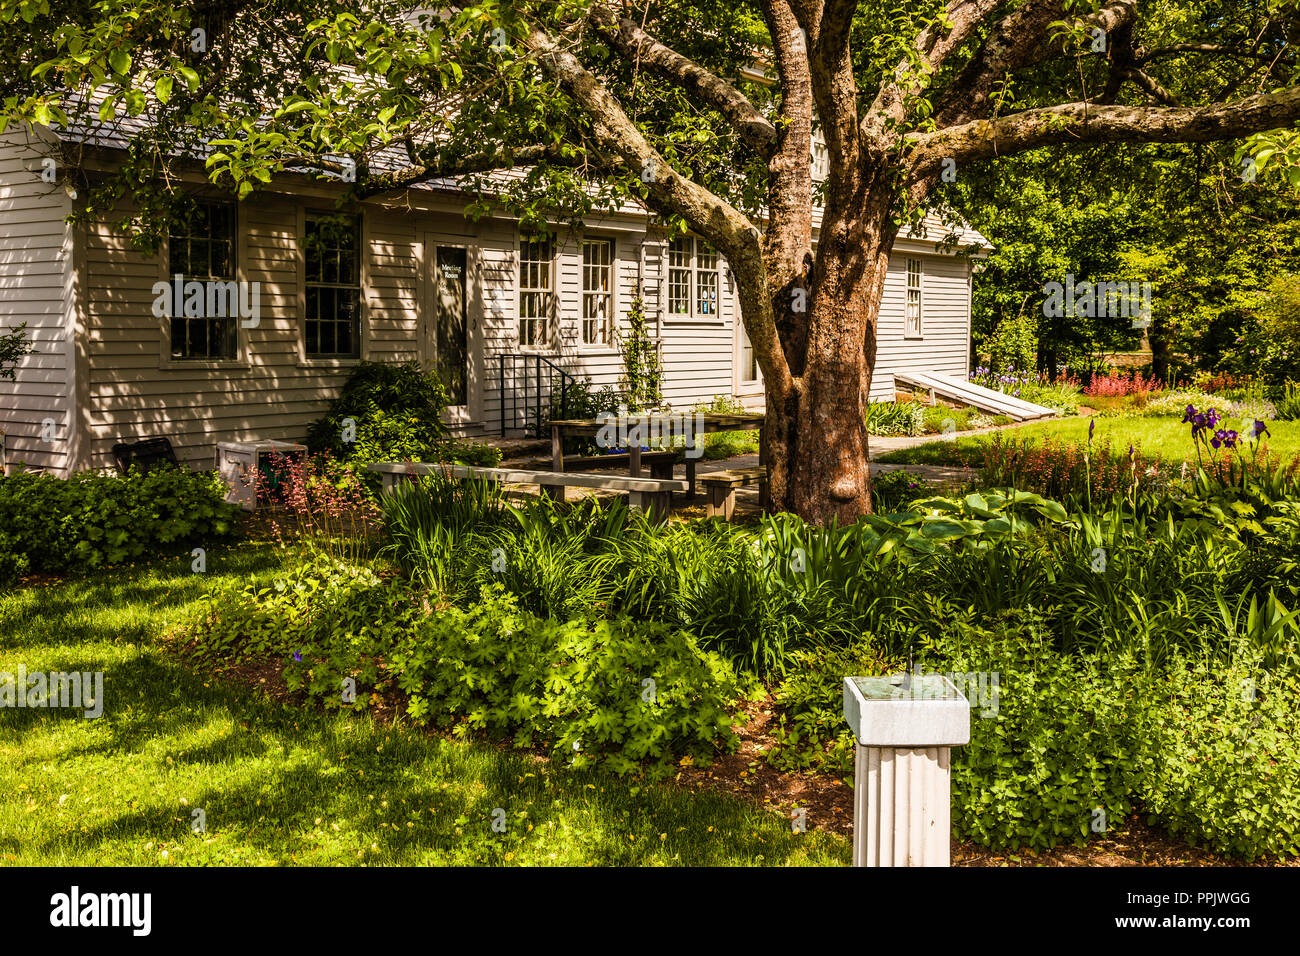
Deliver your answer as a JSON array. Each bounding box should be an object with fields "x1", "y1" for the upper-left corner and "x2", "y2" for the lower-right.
[{"x1": 762, "y1": 173, "x2": 898, "y2": 525}]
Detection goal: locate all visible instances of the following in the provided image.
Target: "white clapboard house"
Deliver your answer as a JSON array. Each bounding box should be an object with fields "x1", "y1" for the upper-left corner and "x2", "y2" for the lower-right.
[{"x1": 0, "y1": 119, "x2": 998, "y2": 475}]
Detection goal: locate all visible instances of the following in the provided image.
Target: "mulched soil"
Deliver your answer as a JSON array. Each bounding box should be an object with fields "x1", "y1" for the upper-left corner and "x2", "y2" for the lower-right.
[
  {"x1": 168, "y1": 640, "x2": 1292, "y2": 867},
  {"x1": 672, "y1": 697, "x2": 1296, "y2": 867}
]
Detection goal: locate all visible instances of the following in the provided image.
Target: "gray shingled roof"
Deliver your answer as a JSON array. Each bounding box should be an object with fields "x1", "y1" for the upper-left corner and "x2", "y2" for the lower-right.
[{"x1": 52, "y1": 109, "x2": 993, "y2": 251}]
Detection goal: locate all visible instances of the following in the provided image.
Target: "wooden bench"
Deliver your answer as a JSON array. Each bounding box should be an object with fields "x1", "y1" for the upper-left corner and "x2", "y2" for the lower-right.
[
  {"x1": 699, "y1": 466, "x2": 769, "y2": 519},
  {"x1": 527, "y1": 450, "x2": 677, "y2": 480},
  {"x1": 366, "y1": 462, "x2": 687, "y2": 519}
]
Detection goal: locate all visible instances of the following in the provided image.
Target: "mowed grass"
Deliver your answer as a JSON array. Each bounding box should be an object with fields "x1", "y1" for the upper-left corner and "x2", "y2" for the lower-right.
[
  {"x1": 0, "y1": 546, "x2": 847, "y2": 866},
  {"x1": 876, "y1": 415, "x2": 1300, "y2": 467}
]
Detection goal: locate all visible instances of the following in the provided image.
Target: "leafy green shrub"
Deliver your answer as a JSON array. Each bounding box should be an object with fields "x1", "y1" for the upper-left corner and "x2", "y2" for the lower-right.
[
  {"x1": 550, "y1": 375, "x2": 622, "y2": 421},
  {"x1": 1275, "y1": 380, "x2": 1300, "y2": 421},
  {"x1": 188, "y1": 563, "x2": 741, "y2": 779},
  {"x1": 389, "y1": 588, "x2": 739, "y2": 777},
  {"x1": 1017, "y1": 378, "x2": 1081, "y2": 415},
  {"x1": 865, "y1": 401, "x2": 924, "y2": 436},
  {"x1": 1, "y1": 322, "x2": 34, "y2": 381},
  {"x1": 1140, "y1": 646, "x2": 1300, "y2": 860},
  {"x1": 936, "y1": 615, "x2": 1148, "y2": 852},
  {"x1": 765, "y1": 609, "x2": 1148, "y2": 851},
  {"x1": 766, "y1": 642, "x2": 900, "y2": 776},
  {"x1": 693, "y1": 395, "x2": 759, "y2": 459},
  {"x1": 869, "y1": 469, "x2": 932, "y2": 512},
  {"x1": 447, "y1": 440, "x2": 503, "y2": 467},
  {"x1": 981, "y1": 312, "x2": 1037, "y2": 374},
  {"x1": 0, "y1": 467, "x2": 240, "y2": 573},
  {"x1": 0, "y1": 531, "x2": 30, "y2": 586},
  {"x1": 306, "y1": 361, "x2": 450, "y2": 464}
]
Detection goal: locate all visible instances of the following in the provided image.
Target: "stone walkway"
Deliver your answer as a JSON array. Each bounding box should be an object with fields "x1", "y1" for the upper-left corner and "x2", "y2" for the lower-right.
[{"x1": 867, "y1": 431, "x2": 985, "y2": 489}]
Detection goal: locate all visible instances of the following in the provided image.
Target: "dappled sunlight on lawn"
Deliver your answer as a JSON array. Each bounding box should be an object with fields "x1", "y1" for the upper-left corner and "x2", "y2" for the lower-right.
[{"x1": 0, "y1": 549, "x2": 848, "y2": 867}]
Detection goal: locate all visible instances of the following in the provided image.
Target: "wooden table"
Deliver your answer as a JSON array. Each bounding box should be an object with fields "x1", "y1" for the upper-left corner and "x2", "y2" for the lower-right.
[{"x1": 549, "y1": 411, "x2": 765, "y2": 497}]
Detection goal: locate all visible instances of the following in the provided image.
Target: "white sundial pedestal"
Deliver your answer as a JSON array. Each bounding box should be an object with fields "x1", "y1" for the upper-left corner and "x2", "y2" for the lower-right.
[{"x1": 843, "y1": 674, "x2": 970, "y2": 867}]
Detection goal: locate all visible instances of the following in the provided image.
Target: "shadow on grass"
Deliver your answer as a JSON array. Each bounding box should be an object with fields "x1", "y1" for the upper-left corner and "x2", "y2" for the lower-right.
[{"x1": 2, "y1": 545, "x2": 849, "y2": 866}]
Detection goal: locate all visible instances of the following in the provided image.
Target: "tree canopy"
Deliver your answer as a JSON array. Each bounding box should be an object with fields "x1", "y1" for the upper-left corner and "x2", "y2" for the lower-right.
[{"x1": 3, "y1": 0, "x2": 1298, "y2": 520}]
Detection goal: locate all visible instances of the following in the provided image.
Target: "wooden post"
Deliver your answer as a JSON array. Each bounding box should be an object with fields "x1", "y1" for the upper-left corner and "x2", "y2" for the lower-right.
[
  {"x1": 629, "y1": 444, "x2": 642, "y2": 478},
  {"x1": 706, "y1": 484, "x2": 735, "y2": 520},
  {"x1": 551, "y1": 422, "x2": 564, "y2": 472}
]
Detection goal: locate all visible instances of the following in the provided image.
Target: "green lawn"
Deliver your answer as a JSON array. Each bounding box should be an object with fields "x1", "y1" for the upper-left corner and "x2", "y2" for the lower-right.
[
  {"x1": 876, "y1": 415, "x2": 1300, "y2": 467},
  {"x1": 0, "y1": 546, "x2": 846, "y2": 866}
]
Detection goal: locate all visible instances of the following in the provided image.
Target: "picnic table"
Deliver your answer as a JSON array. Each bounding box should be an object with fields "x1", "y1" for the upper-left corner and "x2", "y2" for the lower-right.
[{"x1": 549, "y1": 411, "x2": 766, "y2": 497}]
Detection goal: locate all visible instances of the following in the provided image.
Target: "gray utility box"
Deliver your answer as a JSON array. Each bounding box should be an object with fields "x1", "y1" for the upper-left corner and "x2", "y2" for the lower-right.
[
  {"x1": 216, "y1": 440, "x2": 307, "y2": 511},
  {"x1": 843, "y1": 674, "x2": 970, "y2": 867}
]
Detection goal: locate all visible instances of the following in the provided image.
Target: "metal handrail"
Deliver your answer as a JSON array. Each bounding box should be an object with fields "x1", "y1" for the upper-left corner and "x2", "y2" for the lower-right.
[{"x1": 497, "y1": 352, "x2": 576, "y2": 437}]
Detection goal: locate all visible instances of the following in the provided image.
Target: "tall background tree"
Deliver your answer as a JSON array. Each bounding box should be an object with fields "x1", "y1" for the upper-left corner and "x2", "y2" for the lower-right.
[{"x1": 3, "y1": 0, "x2": 1299, "y2": 521}]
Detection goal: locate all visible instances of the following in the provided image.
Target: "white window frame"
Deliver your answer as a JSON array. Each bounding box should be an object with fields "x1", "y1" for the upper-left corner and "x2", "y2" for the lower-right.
[
  {"x1": 518, "y1": 237, "x2": 555, "y2": 350},
  {"x1": 580, "y1": 237, "x2": 615, "y2": 348},
  {"x1": 665, "y1": 235, "x2": 723, "y2": 322},
  {"x1": 905, "y1": 257, "x2": 923, "y2": 339}
]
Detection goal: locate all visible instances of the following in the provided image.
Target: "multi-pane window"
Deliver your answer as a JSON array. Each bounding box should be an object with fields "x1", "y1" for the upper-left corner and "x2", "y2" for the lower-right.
[
  {"x1": 168, "y1": 202, "x2": 237, "y2": 360},
  {"x1": 666, "y1": 235, "x2": 719, "y2": 319},
  {"x1": 304, "y1": 215, "x2": 362, "y2": 358},
  {"x1": 696, "y1": 242, "x2": 718, "y2": 316},
  {"x1": 668, "y1": 236, "x2": 692, "y2": 316},
  {"x1": 519, "y1": 238, "x2": 554, "y2": 348},
  {"x1": 581, "y1": 239, "x2": 614, "y2": 346},
  {"x1": 905, "y1": 258, "x2": 923, "y2": 338},
  {"x1": 740, "y1": 324, "x2": 759, "y2": 383}
]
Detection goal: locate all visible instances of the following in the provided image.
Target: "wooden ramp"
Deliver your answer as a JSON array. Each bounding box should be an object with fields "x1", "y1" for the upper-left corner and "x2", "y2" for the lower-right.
[{"x1": 893, "y1": 371, "x2": 1059, "y2": 421}]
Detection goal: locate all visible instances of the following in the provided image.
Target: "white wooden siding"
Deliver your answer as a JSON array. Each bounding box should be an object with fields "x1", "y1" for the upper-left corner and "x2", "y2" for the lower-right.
[
  {"x1": 5, "y1": 143, "x2": 980, "y2": 468},
  {"x1": 870, "y1": 249, "x2": 973, "y2": 403},
  {"x1": 84, "y1": 193, "x2": 358, "y2": 469},
  {"x1": 0, "y1": 129, "x2": 75, "y2": 473}
]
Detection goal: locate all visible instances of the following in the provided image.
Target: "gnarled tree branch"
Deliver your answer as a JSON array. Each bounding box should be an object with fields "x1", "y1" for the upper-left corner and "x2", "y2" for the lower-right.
[
  {"x1": 517, "y1": 10, "x2": 796, "y2": 404},
  {"x1": 587, "y1": 4, "x2": 779, "y2": 159},
  {"x1": 910, "y1": 84, "x2": 1300, "y2": 173}
]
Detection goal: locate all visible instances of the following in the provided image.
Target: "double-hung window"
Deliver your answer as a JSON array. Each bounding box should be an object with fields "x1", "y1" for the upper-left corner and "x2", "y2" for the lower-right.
[
  {"x1": 667, "y1": 235, "x2": 720, "y2": 319},
  {"x1": 305, "y1": 215, "x2": 362, "y2": 358},
  {"x1": 905, "y1": 258, "x2": 923, "y2": 338},
  {"x1": 168, "y1": 202, "x2": 238, "y2": 360},
  {"x1": 519, "y1": 238, "x2": 554, "y2": 348},
  {"x1": 581, "y1": 238, "x2": 614, "y2": 346}
]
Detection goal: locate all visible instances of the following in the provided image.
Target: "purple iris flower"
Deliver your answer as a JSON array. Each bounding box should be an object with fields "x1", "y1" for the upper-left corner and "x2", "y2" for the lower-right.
[
  {"x1": 293, "y1": 651, "x2": 302, "y2": 662},
  {"x1": 1252, "y1": 420, "x2": 1270, "y2": 440},
  {"x1": 1210, "y1": 429, "x2": 1239, "y2": 450}
]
